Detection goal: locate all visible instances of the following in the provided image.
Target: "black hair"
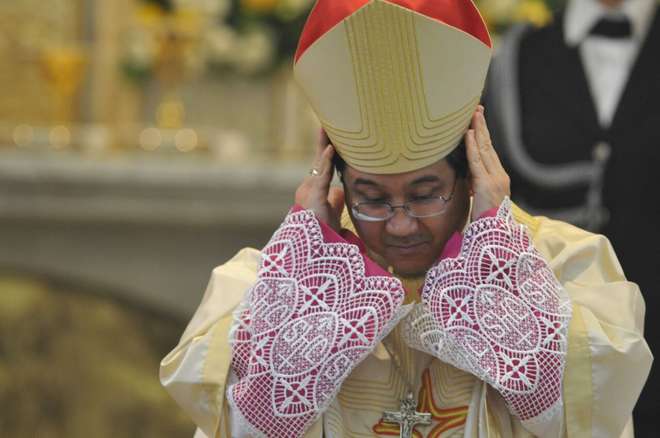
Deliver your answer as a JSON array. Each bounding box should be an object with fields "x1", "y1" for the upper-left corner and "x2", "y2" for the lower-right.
[{"x1": 332, "y1": 139, "x2": 468, "y2": 180}]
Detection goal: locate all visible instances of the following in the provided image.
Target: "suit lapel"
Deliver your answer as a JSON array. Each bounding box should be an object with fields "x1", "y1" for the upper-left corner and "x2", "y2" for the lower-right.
[
  {"x1": 610, "y1": 8, "x2": 660, "y2": 132},
  {"x1": 555, "y1": 16, "x2": 602, "y2": 136}
]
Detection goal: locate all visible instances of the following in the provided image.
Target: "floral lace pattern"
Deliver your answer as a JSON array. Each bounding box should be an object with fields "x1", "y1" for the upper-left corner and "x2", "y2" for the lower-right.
[
  {"x1": 404, "y1": 199, "x2": 572, "y2": 435},
  {"x1": 227, "y1": 209, "x2": 406, "y2": 438}
]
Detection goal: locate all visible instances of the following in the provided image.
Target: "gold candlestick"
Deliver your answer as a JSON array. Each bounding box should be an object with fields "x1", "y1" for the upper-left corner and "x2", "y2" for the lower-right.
[{"x1": 40, "y1": 45, "x2": 87, "y2": 125}]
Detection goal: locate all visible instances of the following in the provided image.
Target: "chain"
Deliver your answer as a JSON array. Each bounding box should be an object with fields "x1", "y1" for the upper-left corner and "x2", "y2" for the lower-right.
[{"x1": 381, "y1": 339, "x2": 416, "y2": 398}]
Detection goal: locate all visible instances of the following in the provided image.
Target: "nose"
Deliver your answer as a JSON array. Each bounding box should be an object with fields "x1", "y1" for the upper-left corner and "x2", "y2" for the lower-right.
[{"x1": 385, "y1": 207, "x2": 419, "y2": 237}]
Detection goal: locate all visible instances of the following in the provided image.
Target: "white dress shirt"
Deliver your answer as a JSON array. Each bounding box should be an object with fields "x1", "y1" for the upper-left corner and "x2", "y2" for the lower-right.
[{"x1": 564, "y1": 0, "x2": 657, "y2": 127}]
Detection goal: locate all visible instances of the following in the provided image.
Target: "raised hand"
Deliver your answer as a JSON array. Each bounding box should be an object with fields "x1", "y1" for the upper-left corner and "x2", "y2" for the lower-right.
[
  {"x1": 294, "y1": 130, "x2": 345, "y2": 232},
  {"x1": 465, "y1": 106, "x2": 511, "y2": 220}
]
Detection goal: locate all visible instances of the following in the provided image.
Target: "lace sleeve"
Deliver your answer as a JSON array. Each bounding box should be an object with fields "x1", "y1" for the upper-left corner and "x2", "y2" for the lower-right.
[
  {"x1": 227, "y1": 207, "x2": 408, "y2": 438},
  {"x1": 404, "y1": 198, "x2": 572, "y2": 437}
]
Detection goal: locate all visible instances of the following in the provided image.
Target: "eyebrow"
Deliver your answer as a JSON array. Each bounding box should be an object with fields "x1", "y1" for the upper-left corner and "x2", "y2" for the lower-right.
[
  {"x1": 353, "y1": 178, "x2": 380, "y2": 187},
  {"x1": 352, "y1": 175, "x2": 442, "y2": 188},
  {"x1": 409, "y1": 175, "x2": 441, "y2": 185}
]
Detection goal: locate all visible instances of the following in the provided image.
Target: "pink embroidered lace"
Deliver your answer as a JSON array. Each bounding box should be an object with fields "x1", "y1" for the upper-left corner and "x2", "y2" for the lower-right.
[
  {"x1": 227, "y1": 209, "x2": 406, "y2": 438},
  {"x1": 404, "y1": 198, "x2": 572, "y2": 435}
]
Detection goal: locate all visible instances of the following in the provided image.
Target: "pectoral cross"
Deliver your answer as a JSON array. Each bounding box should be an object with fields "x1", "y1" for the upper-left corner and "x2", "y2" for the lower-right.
[{"x1": 381, "y1": 394, "x2": 432, "y2": 438}]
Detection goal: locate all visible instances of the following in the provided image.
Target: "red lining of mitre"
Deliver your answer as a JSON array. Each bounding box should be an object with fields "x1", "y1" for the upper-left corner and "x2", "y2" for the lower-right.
[{"x1": 294, "y1": 0, "x2": 492, "y2": 63}]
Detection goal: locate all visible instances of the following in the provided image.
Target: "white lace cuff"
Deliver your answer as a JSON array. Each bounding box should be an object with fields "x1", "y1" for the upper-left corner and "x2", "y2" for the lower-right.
[
  {"x1": 227, "y1": 208, "x2": 407, "y2": 438},
  {"x1": 404, "y1": 198, "x2": 572, "y2": 436}
]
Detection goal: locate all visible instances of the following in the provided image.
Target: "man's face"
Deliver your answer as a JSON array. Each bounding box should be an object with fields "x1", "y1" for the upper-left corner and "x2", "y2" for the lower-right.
[{"x1": 343, "y1": 159, "x2": 470, "y2": 278}]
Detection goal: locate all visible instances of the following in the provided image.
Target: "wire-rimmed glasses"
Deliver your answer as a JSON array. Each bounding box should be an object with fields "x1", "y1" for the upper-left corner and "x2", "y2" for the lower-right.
[{"x1": 351, "y1": 179, "x2": 457, "y2": 222}]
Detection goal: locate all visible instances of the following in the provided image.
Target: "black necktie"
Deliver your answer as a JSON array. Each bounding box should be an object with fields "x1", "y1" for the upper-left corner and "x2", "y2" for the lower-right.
[{"x1": 589, "y1": 16, "x2": 633, "y2": 39}]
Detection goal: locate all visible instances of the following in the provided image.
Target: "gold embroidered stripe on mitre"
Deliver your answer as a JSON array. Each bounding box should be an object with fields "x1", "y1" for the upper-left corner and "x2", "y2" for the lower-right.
[{"x1": 293, "y1": 0, "x2": 492, "y2": 175}]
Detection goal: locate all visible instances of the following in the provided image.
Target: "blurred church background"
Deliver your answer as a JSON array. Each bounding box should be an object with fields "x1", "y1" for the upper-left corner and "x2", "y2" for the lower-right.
[{"x1": 0, "y1": 0, "x2": 558, "y2": 436}]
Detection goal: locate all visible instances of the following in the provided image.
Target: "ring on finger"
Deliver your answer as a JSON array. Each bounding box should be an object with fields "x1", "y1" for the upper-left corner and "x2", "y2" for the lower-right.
[{"x1": 309, "y1": 168, "x2": 320, "y2": 176}]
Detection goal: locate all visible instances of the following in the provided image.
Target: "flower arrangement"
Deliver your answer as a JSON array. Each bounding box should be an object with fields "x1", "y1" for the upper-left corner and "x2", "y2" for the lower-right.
[
  {"x1": 121, "y1": 0, "x2": 562, "y2": 82},
  {"x1": 122, "y1": 0, "x2": 314, "y2": 82},
  {"x1": 477, "y1": 0, "x2": 562, "y2": 33}
]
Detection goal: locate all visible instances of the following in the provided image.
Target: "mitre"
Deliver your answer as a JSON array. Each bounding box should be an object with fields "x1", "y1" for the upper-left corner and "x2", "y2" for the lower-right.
[{"x1": 293, "y1": 0, "x2": 492, "y2": 174}]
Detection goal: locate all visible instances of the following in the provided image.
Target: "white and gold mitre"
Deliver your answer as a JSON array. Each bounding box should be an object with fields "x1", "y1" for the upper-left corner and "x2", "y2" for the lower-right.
[{"x1": 293, "y1": 0, "x2": 492, "y2": 174}]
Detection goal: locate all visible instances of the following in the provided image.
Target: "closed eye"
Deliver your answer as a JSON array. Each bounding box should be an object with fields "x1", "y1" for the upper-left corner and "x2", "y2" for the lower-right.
[
  {"x1": 363, "y1": 198, "x2": 387, "y2": 203},
  {"x1": 410, "y1": 195, "x2": 434, "y2": 201}
]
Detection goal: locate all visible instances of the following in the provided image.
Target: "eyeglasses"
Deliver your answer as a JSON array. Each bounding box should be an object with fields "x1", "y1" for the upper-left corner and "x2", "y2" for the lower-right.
[{"x1": 351, "y1": 179, "x2": 458, "y2": 222}]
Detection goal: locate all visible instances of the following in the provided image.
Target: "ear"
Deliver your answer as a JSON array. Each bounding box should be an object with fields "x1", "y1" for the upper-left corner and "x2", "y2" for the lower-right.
[
  {"x1": 328, "y1": 186, "x2": 345, "y2": 219},
  {"x1": 342, "y1": 195, "x2": 363, "y2": 238}
]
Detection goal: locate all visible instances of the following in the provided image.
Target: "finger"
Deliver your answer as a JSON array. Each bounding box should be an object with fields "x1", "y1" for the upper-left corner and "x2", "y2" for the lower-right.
[
  {"x1": 319, "y1": 129, "x2": 330, "y2": 148},
  {"x1": 465, "y1": 129, "x2": 488, "y2": 179},
  {"x1": 299, "y1": 146, "x2": 335, "y2": 206},
  {"x1": 318, "y1": 144, "x2": 335, "y2": 176},
  {"x1": 313, "y1": 129, "x2": 330, "y2": 165},
  {"x1": 474, "y1": 108, "x2": 490, "y2": 148},
  {"x1": 472, "y1": 110, "x2": 497, "y2": 175},
  {"x1": 476, "y1": 111, "x2": 507, "y2": 175},
  {"x1": 310, "y1": 145, "x2": 335, "y2": 190},
  {"x1": 303, "y1": 143, "x2": 331, "y2": 191}
]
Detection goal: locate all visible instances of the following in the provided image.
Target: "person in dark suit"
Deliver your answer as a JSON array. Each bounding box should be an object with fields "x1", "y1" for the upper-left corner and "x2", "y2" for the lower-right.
[{"x1": 485, "y1": 0, "x2": 659, "y2": 432}]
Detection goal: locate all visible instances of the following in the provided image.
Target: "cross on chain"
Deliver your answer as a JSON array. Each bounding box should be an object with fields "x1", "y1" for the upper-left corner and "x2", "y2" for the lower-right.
[{"x1": 382, "y1": 394, "x2": 431, "y2": 438}]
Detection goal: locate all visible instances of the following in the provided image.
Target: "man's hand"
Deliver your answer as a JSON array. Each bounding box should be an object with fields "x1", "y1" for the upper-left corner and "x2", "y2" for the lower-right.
[
  {"x1": 465, "y1": 105, "x2": 511, "y2": 221},
  {"x1": 294, "y1": 130, "x2": 345, "y2": 232}
]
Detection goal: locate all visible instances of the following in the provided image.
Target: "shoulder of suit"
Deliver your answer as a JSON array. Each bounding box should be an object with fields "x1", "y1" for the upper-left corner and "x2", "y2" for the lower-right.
[{"x1": 517, "y1": 13, "x2": 565, "y2": 53}]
